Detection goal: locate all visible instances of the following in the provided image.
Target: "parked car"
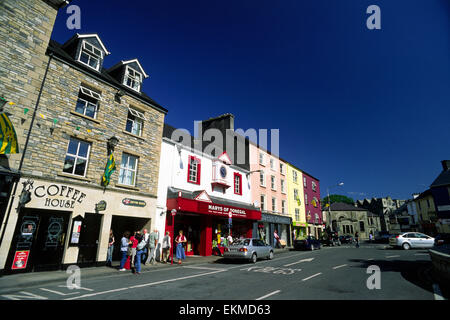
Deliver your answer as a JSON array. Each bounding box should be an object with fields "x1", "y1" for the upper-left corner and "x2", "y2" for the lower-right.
[
  {"x1": 339, "y1": 235, "x2": 354, "y2": 244},
  {"x1": 374, "y1": 231, "x2": 392, "y2": 243},
  {"x1": 293, "y1": 236, "x2": 321, "y2": 251},
  {"x1": 223, "y1": 238, "x2": 274, "y2": 263},
  {"x1": 434, "y1": 233, "x2": 450, "y2": 246},
  {"x1": 389, "y1": 232, "x2": 435, "y2": 250}
]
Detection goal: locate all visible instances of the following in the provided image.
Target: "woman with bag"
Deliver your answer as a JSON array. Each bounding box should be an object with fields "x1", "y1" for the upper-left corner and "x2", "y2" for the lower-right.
[
  {"x1": 175, "y1": 230, "x2": 187, "y2": 265},
  {"x1": 134, "y1": 231, "x2": 145, "y2": 274}
]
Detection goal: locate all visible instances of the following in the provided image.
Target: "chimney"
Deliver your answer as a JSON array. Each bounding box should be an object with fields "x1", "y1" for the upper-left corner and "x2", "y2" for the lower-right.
[{"x1": 441, "y1": 160, "x2": 450, "y2": 171}]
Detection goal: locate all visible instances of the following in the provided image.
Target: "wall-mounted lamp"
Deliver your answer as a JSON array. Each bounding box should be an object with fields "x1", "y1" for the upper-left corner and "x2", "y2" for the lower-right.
[
  {"x1": 0, "y1": 95, "x2": 8, "y2": 112},
  {"x1": 107, "y1": 135, "x2": 119, "y2": 155},
  {"x1": 115, "y1": 90, "x2": 125, "y2": 103}
]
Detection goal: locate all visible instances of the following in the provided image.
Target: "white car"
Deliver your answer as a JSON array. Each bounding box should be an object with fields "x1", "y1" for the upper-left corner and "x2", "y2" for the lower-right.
[{"x1": 389, "y1": 232, "x2": 435, "y2": 250}]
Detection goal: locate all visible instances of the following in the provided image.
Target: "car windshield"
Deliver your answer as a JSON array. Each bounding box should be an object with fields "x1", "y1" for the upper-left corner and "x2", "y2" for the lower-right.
[{"x1": 232, "y1": 239, "x2": 250, "y2": 246}]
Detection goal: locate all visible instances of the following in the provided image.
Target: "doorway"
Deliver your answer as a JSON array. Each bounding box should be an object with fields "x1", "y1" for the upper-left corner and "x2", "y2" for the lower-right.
[
  {"x1": 77, "y1": 213, "x2": 103, "y2": 266},
  {"x1": 6, "y1": 209, "x2": 70, "y2": 273}
]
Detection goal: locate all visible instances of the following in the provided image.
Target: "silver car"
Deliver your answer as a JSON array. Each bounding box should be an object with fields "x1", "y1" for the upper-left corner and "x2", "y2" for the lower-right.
[
  {"x1": 223, "y1": 238, "x2": 274, "y2": 263},
  {"x1": 389, "y1": 232, "x2": 435, "y2": 250}
]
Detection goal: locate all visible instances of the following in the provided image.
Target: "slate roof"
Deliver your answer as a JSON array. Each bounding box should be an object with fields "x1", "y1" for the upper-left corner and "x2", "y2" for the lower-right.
[
  {"x1": 430, "y1": 170, "x2": 450, "y2": 188},
  {"x1": 328, "y1": 202, "x2": 368, "y2": 212},
  {"x1": 46, "y1": 39, "x2": 167, "y2": 114}
]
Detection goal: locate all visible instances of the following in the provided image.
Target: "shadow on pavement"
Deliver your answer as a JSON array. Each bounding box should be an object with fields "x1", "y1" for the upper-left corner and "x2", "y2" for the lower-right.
[{"x1": 347, "y1": 258, "x2": 434, "y2": 295}]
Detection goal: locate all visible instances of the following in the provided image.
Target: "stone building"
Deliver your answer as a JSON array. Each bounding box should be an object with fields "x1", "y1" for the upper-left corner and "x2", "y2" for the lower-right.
[
  {"x1": 324, "y1": 202, "x2": 381, "y2": 240},
  {"x1": 0, "y1": 0, "x2": 167, "y2": 274},
  {"x1": 355, "y1": 197, "x2": 406, "y2": 233}
]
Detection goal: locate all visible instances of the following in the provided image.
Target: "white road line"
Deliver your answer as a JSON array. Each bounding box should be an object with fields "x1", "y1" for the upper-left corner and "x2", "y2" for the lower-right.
[
  {"x1": 414, "y1": 253, "x2": 429, "y2": 256},
  {"x1": 301, "y1": 272, "x2": 322, "y2": 281},
  {"x1": 255, "y1": 290, "x2": 281, "y2": 300},
  {"x1": 182, "y1": 266, "x2": 227, "y2": 272},
  {"x1": 332, "y1": 264, "x2": 347, "y2": 270},
  {"x1": 65, "y1": 269, "x2": 224, "y2": 300},
  {"x1": 367, "y1": 258, "x2": 374, "y2": 261},
  {"x1": 386, "y1": 255, "x2": 400, "y2": 258},
  {"x1": 432, "y1": 284, "x2": 446, "y2": 300},
  {"x1": 283, "y1": 258, "x2": 314, "y2": 267},
  {"x1": 39, "y1": 288, "x2": 79, "y2": 296}
]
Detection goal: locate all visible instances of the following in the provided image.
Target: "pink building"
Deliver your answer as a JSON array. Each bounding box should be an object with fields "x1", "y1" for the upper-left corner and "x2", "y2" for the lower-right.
[{"x1": 249, "y1": 143, "x2": 291, "y2": 247}]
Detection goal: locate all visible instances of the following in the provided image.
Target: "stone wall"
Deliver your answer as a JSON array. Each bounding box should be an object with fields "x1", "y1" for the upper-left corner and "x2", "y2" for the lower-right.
[{"x1": 0, "y1": 0, "x2": 59, "y2": 169}]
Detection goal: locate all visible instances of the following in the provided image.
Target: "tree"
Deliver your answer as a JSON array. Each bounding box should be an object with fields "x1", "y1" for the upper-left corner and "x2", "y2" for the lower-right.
[{"x1": 322, "y1": 194, "x2": 355, "y2": 207}]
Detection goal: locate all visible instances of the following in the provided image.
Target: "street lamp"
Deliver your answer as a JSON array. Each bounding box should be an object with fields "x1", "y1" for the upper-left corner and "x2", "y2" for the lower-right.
[
  {"x1": 327, "y1": 182, "x2": 344, "y2": 232},
  {"x1": 107, "y1": 135, "x2": 119, "y2": 155}
]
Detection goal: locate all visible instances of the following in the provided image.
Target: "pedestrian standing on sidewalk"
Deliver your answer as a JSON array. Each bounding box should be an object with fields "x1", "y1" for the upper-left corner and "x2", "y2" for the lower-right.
[
  {"x1": 107, "y1": 229, "x2": 115, "y2": 267},
  {"x1": 142, "y1": 229, "x2": 149, "y2": 264},
  {"x1": 274, "y1": 230, "x2": 280, "y2": 248},
  {"x1": 355, "y1": 232, "x2": 360, "y2": 248},
  {"x1": 146, "y1": 229, "x2": 159, "y2": 265},
  {"x1": 161, "y1": 231, "x2": 171, "y2": 263},
  {"x1": 175, "y1": 230, "x2": 187, "y2": 265},
  {"x1": 119, "y1": 231, "x2": 131, "y2": 271},
  {"x1": 369, "y1": 232, "x2": 373, "y2": 243},
  {"x1": 129, "y1": 231, "x2": 139, "y2": 266},
  {"x1": 134, "y1": 231, "x2": 145, "y2": 274}
]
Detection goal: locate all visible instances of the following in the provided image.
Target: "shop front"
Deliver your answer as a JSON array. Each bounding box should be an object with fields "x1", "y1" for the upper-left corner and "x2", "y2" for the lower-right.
[
  {"x1": 0, "y1": 178, "x2": 157, "y2": 274},
  {"x1": 165, "y1": 189, "x2": 261, "y2": 257},
  {"x1": 292, "y1": 221, "x2": 308, "y2": 240},
  {"x1": 256, "y1": 212, "x2": 292, "y2": 247}
]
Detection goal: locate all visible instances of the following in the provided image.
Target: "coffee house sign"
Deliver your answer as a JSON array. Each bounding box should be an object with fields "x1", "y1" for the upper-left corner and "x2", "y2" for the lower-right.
[{"x1": 33, "y1": 184, "x2": 87, "y2": 209}]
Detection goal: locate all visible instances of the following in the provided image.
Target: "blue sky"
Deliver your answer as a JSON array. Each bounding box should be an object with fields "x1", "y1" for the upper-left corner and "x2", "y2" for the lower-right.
[{"x1": 51, "y1": 0, "x2": 450, "y2": 201}]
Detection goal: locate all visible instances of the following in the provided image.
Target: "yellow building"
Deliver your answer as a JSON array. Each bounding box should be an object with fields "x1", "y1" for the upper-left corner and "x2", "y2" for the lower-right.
[{"x1": 286, "y1": 163, "x2": 307, "y2": 239}]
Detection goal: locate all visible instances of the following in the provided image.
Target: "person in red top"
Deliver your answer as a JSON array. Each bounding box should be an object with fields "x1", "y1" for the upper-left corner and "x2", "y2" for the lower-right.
[
  {"x1": 175, "y1": 230, "x2": 187, "y2": 264},
  {"x1": 129, "y1": 231, "x2": 139, "y2": 266}
]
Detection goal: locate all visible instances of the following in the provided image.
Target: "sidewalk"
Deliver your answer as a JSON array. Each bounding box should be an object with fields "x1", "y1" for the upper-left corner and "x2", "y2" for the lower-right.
[{"x1": 0, "y1": 247, "x2": 290, "y2": 293}]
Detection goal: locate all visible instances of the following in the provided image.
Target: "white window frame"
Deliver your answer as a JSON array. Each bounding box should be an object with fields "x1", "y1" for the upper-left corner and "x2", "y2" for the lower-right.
[
  {"x1": 294, "y1": 188, "x2": 299, "y2": 202},
  {"x1": 259, "y1": 153, "x2": 265, "y2": 166},
  {"x1": 271, "y1": 175, "x2": 276, "y2": 190},
  {"x1": 126, "y1": 107, "x2": 146, "y2": 136},
  {"x1": 270, "y1": 158, "x2": 275, "y2": 170},
  {"x1": 280, "y1": 163, "x2": 285, "y2": 175},
  {"x1": 188, "y1": 156, "x2": 200, "y2": 184},
  {"x1": 272, "y1": 197, "x2": 277, "y2": 212},
  {"x1": 260, "y1": 194, "x2": 266, "y2": 211},
  {"x1": 63, "y1": 137, "x2": 91, "y2": 177},
  {"x1": 123, "y1": 66, "x2": 142, "y2": 92},
  {"x1": 281, "y1": 179, "x2": 286, "y2": 194},
  {"x1": 303, "y1": 176, "x2": 307, "y2": 187},
  {"x1": 78, "y1": 41, "x2": 103, "y2": 71},
  {"x1": 281, "y1": 200, "x2": 286, "y2": 214},
  {"x1": 312, "y1": 181, "x2": 317, "y2": 192},
  {"x1": 260, "y1": 170, "x2": 265, "y2": 187},
  {"x1": 118, "y1": 153, "x2": 139, "y2": 186},
  {"x1": 305, "y1": 193, "x2": 308, "y2": 206},
  {"x1": 293, "y1": 170, "x2": 298, "y2": 183},
  {"x1": 295, "y1": 208, "x2": 300, "y2": 221},
  {"x1": 75, "y1": 86, "x2": 101, "y2": 119}
]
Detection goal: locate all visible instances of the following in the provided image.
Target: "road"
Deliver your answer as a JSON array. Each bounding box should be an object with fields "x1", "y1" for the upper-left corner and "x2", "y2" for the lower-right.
[{"x1": 0, "y1": 243, "x2": 444, "y2": 301}]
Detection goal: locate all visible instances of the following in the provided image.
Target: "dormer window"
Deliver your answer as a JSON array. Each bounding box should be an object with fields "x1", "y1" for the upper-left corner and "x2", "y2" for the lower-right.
[
  {"x1": 78, "y1": 41, "x2": 103, "y2": 70},
  {"x1": 124, "y1": 66, "x2": 142, "y2": 92}
]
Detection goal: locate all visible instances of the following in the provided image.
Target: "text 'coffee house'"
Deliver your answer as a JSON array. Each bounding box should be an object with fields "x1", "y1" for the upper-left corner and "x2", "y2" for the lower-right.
[{"x1": 2, "y1": 179, "x2": 157, "y2": 274}]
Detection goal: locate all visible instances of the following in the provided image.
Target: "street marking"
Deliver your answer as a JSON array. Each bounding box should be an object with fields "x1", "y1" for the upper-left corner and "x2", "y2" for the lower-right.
[
  {"x1": 65, "y1": 269, "x2": 225, "y2": 300},
  {"x1": 58, "y1": 285, "x2": 94, "y2": 292},
  {"x1": 432, "y1": 284, "x2": 446, "y2": 300},
  {"x1": 414, "y1": 253, "x2": 429, "y2": 256},
  {"x1": 332, "y1": 264, "x2": 347, "y2": 270},
  {"x1": 301, "y1": 272, "x2": 322, "y2": 281},
  {"x1": 39, "y1": 288, "x2": 80, "y2": 296},
  {"x1": 255, "y1": 290, "x2": 281, "y2": 300},
  {"x1": 386, "y1": 255, "x2": 400, "y2": 258},
  {"x1": 367, "y1": 258, "x2": 374, "y2": 261},
  {"x1": 2, "y1": 291, "x2": 48, "y2": 300},
  {"x1": 283, "y1": 258, "x2": 314, "y2": 267},
  {"x1": 182, "y1": 266, "x2": 227, "y2": 272}
]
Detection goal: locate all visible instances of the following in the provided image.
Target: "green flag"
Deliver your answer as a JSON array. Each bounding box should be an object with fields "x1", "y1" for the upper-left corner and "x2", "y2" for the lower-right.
[
  {"x1": 0, "y1": 113, "x2": 19, "y2": 154},
  {"x1": 102, "y1": 153, "x2": 116, "y2": 187}
]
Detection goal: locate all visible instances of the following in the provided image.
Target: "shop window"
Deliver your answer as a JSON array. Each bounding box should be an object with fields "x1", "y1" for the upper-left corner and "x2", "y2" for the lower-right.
[
  {"x1": 234, "y1": 172, "x2": 242, "y2": 195},
  {"x1": 63, "y1": 137, "x2": 91, "y2": 177},
  {"x1": 118, "y1": 153, "x2": 138, "y2": 186},
  {"x1": 187, "y1": 155, "x2": 201, "y2": 184}
]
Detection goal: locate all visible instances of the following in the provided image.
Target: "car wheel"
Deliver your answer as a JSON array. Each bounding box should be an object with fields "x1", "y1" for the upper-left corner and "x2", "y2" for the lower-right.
[
  {"x1": 268, "y1": 251, "x2": 274, "y2": 260},
  {"x1": 402, "y1": 243, "x2": 411, "y2": 250},
  {"x1": 251, "y1": 253, "x2": 257, "y2": 263}
]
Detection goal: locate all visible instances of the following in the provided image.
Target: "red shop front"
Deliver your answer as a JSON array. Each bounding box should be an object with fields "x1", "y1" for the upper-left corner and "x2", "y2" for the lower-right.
[{"x1": 165, "y1": 191, "x2": 261, "y2": 256}]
